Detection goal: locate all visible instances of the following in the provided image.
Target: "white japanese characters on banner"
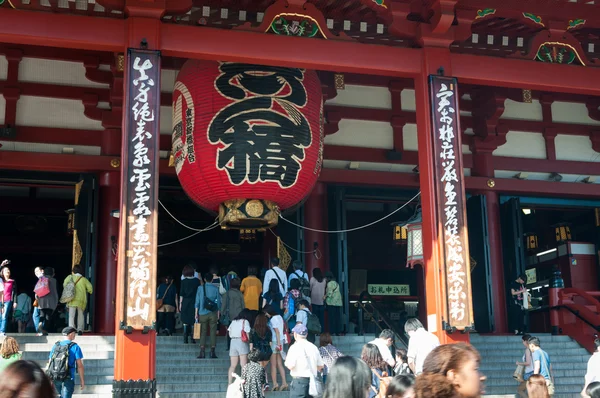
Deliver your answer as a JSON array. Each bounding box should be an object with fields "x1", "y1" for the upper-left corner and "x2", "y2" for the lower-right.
[
  {"x1": 120, "y1": 50, "x2": 161, "y2": 330},
  {"x1": 429, "y1": 76, "x2": 473, "y2": 330}
]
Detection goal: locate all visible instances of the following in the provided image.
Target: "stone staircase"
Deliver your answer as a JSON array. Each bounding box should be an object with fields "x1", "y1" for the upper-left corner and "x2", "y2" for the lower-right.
[
  {"x1": 471, "y1": 333, "x2": 588, "y2": 398},
  {"x1": 0, "y1": 333, "x2": 371, "y2": 398},
  {"x1": 3, "y1": 332, "x2": 586, "y2": 397}
]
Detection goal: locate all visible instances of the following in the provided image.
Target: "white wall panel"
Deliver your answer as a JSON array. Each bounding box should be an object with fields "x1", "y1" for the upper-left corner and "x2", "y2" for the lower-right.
[
  {"x1": 326, "y1": 84, "x2": 391, "y2": 109},
  {"x1": 494, "y1": 170, "x2": 600, "y2": 183},
  {"x1": 0, "y1": 56, "x2": 7, "y2": 80},
  {"x1": 555, "y1": 134, "x2": 600, "y2": 162},
  {"x1": 552, "y1": 101, "x2": 600, "y2": 125},
  {"x1": 493, "y1": 131, "x2": 546, "y2": 159},
  {"x1": 502, "y1": 99, "x2": 543, "y2": 121},
  {"x1": 322, "y1": 159, "x2": 416, "y2": 173},
  {"x1": 18, "y1": 58, "x2": 109, "y2": 88},
  {"x1": 0, "y1": 94, "x2": 5, "y2": 125},
  {"x1": 16, "y1": 96, "x2": 103, "y2": 130},
  {"x1": 403, "y1": 123, "x2": 417, "y2": 151},
  {"x1": 161, "y1": 69, "x2": 178, "y2": 93},
  {"x1": 0, "y1": 140, "x2": 100, "y2": 155},
  {"x1": 325, "y1": 119, "x2": 393, "y2": 149},
  {"x1": 401, "y1": 89, "x2": 416, "y2": 111},
  {"x1": 160, "y1": 106, "x2": 173, "y2": 135}
]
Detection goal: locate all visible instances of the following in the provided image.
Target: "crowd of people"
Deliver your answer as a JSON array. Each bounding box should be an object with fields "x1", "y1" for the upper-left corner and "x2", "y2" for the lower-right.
[{"x1": 0, "y1": 260, "x2": 93, "y2": 337}]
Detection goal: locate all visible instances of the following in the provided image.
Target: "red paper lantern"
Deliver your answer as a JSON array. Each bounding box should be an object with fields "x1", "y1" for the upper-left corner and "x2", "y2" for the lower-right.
[{"x1": 172, "y1": 60, "x2": 324, "y2": 229}]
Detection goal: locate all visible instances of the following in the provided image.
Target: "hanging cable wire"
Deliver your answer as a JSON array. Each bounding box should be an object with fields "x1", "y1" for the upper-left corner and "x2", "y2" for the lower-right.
[
  {"x1": 157, "y1": 222, "x2": 220, "y2": 247},
  {"x1": 159, "y1": 199, "x2": 215, "y2": 232},
  {"x1": 278, "y1": 191, "x2": 421, "y2": 234},
  {"x1": 268, "y1": 229, "x2": 323, "y2": 258}
]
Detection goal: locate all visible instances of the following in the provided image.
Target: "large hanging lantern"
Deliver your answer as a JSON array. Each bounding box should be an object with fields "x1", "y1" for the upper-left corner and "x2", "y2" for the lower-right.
[
  {"x1": 172, "y1": 61, "x2": 324, "y2": 229},
  {"x1": 405, "y1": 209, "x2": 423, "y2": 269}
]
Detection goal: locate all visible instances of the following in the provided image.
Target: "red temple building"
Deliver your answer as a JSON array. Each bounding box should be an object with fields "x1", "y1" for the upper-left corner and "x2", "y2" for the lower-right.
[{"x1": 2, "y1": 0, "x2": 600, "y2": 396}]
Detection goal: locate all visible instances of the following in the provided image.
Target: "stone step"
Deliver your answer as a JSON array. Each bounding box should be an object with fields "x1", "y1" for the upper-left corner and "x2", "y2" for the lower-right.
[
  {"x1": 480, "y1": 361, "x2": 587, "y2": 371},
  {"x1": 484, "y1": 376, "x2": 583, "y2": 386},
  {"x1": 22, "y1": 351, "x2": 114, "y2": 360},
  {"x1": 157, "y1": 393, "x2": 290, "y2": 398},
  {"x1": 18, "y1": 343, "x2": 115, "y2": 352},
  {"x1": 471, "y1": 334, "x2": 571, "y2": 342}
]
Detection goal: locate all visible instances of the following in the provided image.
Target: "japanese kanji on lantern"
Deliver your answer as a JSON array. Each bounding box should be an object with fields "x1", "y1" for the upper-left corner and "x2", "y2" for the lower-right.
[{"x1": 172, "y1": 61, "x2": 324, "y2": 229}]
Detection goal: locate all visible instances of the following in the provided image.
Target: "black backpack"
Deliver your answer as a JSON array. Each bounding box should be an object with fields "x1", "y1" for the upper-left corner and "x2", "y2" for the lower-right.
[
  {"x1": 295, "y1": 272, "x2": 311, "y2": 301},
  {"x1": 47, "y1": 342, "x2": 75, "y2": 381},
  {"x1": 303, "y1": 309, "x2": 322, "y2": 335}
]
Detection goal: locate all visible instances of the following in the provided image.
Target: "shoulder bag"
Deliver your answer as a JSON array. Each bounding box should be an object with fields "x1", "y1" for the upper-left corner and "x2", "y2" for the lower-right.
[
  {"x1": 59, "y1": 276, "x2": 82, "y2": 304},
  {"x1": 304, "y1": 348, "x2": 324, "y2": 398},
  {"x1": 156, "y1": 282, "x2": 172, "y2": 310},
  {"x1": 241, "y1": 320, "x2": 249, "y2": 343},
  {"x1": 203, "y1": 284, "x2": 218, "y2": 312},
  {"x1": 272, "y1": 269, "x2": 285, "y2": 291}
]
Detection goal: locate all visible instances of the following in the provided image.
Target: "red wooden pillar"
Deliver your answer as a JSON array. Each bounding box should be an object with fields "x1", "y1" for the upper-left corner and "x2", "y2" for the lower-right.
[
  {"x1": 414, "y1": 47, "x2": 469, "y2": 344},
  {"x1": 114, "y1": 8, "x2": 163, "y2": 396},
  {"x1": 95, "y1": 129, "x2": 121, "y2": 334},
  {"x1": 304, "y1": 182, "x2": 327, "y2": 275},
  {"x1": 472, "y1": 144, "x2": 508, "y2": 333}
]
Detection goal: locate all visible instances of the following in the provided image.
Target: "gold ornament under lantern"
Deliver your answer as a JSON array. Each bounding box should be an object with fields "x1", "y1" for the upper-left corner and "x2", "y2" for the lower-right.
[
  {"x1": 277, "y1": 237, "x2": 291, "y2": 272},
  {"x1": 555, "y1": 224, "x2": 572, "y2": 243},
  {"x1": 239, "y1": 229, "x2": 257, "y2": 242},
  {"x1": 218, "y1": 199, "x2": 278, "y2": 230}
]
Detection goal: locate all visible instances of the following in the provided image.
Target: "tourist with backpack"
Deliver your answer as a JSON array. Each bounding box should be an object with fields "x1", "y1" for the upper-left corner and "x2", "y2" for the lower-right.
[
  {"x1": 47, "y1": 326, "x2": 85, "y2": 398},
  {"x1": 61, "y1": 265, "x2": 93, "y2": 335},
  {"x1": 195, "y1": 272, "x2": 222, "y2": 359},
  {"x1": 296, "y1": 299, "x2": 321, "y2": 343},
  {"x1": 288, "y1": 261, "x2": 310, "y2": 300}
]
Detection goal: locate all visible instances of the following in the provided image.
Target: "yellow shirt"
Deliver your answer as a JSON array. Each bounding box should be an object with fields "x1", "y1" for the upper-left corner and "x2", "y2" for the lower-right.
[{"x1": 240, "y1": 276, "x2": 262, "y2": 311}]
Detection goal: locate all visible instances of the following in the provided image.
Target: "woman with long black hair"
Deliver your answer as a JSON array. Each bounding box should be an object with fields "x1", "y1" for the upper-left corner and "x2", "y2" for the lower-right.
[
  {"x1": 310, "y1": 268, "x2": 327, "y2": 330},
  {"x1": 323, "y1": 356, "x2": 372, "y2": 398}
]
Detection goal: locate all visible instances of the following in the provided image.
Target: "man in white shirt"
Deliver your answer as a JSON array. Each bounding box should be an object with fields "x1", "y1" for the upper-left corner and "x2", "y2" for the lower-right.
[
  {"x1": 369, "y1": 329, "x2": 396, "y2": 368},
  {"x1": 262, "y1": 258, "x2": 287, "y2": 297},
  {"x1": 405, "y1": 318, "x2": 440, "y2": 375},
  {"x1": 288, "y1": 261, "x2": 309, "y2": 285},
  {"x1": 285, "y1": 324, "x2": 324, "y2": 398},
  {"x1": 582, "y1": 339, "x2": 600, "y2": 397}
]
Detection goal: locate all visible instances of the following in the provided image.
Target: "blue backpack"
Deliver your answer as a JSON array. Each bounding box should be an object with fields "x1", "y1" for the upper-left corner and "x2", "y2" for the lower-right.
[{"x1": 283, "y1": 293, "x2": 296, "y2": 321}]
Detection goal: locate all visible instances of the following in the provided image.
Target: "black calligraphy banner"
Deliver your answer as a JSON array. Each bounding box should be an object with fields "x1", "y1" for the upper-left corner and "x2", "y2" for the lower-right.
[
  {"x1": 118, "y1": 49, "x2": 161, "y2": 330},
  {"x1": 429, "y1": 75, "x2": 474, "y2": 331}
]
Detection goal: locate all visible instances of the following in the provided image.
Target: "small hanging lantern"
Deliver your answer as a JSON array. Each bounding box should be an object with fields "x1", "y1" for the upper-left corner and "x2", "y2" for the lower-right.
[
  {"x1": 66, "y1": 209, "x2": 76, "y2": 235},
  {"x1": 404, "y1": 208, "x2": 423, "y2": 269},
  {"x1": 392, "y1": 224, "x2": 408, "y2": 245},
  {"x1": 555, "y1": 223, "x2": 572, "y2": 243},
  {"x1": 525, "y1": 233, "x2": 538, "y2": 251}
]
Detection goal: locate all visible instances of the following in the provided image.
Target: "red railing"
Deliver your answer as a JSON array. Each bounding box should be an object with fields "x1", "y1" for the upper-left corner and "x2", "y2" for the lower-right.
[{"x1": 555, "y1": 288, "x2": 600, "y2": 353}]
